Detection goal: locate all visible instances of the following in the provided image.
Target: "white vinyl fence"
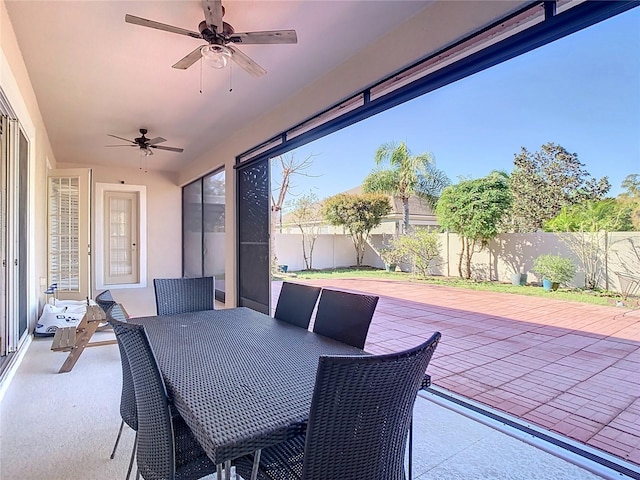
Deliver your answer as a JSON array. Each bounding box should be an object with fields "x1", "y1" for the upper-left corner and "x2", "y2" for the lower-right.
[{"x1": 274, "y1": 232, "x2": 640, "y2": 294}]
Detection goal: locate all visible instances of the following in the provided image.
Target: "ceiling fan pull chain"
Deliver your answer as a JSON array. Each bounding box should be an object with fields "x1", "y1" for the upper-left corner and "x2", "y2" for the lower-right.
[
  {"x1": 229, "y1": 63, "x2": 233, "y2": 93},
  {"x1": 199, "y1": 57, "x2": 204, "y2": 94}
]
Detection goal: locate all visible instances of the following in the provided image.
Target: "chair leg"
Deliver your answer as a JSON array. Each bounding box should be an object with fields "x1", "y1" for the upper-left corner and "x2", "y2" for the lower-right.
[
  {"x1": 408, "y1": 417, "x2": 413, "y2": 480},
  {"x1": 251, "y1": 449, "x2": 262, "y2": 480},
  {"x1": 126, "y1": 433, "x2": 138, "y2": 480},
  {"x1": 110, "y1": 420, "x2": 125, "y2": 459}
]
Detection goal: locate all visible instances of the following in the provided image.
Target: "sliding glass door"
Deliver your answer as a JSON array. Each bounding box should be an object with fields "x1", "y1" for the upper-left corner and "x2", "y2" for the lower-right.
[
  {"x1": 0, "y1": 116, "x2": 29, "y2": 357},
  {"x1": 182, "y1": 168, "x2": 226, "y2": 302}
]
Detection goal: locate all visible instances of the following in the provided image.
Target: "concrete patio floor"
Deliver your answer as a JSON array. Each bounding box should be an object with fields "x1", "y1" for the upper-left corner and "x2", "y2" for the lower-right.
[{"x1": 272, "y1": 278, "x2": 640, "y2": 469}]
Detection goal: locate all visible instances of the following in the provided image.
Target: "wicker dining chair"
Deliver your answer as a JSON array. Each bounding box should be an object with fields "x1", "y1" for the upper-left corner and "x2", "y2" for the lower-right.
[
  {"x1": 236, "y1": 332, "x2": 442, "y2": 480},
  {"x1": 312, "y1": 289, "x2": 378, "y2": 349},
  {"x1": 107, "y1": 304, "x2": 138, "y2": 480},
  {"x1": 95, "y1": 289, "x2": 117, "y2": 315},
  {"x1": 273, "y1": 282, "x2": 321, "y2": 329},
  {"x1": 153, "y1": 277, "x2": 215, "y2": 316},
  {"x1": 110, "y1": 318, "x2": 217, "y2": 480}
]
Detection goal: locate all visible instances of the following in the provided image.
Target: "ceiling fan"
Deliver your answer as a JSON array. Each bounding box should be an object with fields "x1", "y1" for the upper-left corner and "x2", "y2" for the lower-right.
[
  {"x1": 106, "y1": 129, "x2": 184, "y2": 156},
  {"x1": 125, "y1": 0, "x2": 297, "y2": 78}
]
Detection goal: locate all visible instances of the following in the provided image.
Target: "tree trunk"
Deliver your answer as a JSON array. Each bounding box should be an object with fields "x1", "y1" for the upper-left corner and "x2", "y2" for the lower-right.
[
  {"x1": 351, "y1": 232, "x2": 361, "y2": 266},
  {"x1": 403, "y1": 197, "x2": 410, "y2": 234},
  {"x1": 308, "y1": 237, "x2": 317, "y2": 270},
  {"x1": 357, "y1": 234, "x2": 365, "y2": 266},
  {"x1": 298, "y1": 227, "x2": 309, "y2": 270},
  {"x1": 465, "y1": 239, "x2": 473, "y2": 280},
  {"x1": 458, "y1": 241, "x2": 464, "y2": 278},
  {"x1": 270, "y1": 207, "x2": 279, "y2": 272}
]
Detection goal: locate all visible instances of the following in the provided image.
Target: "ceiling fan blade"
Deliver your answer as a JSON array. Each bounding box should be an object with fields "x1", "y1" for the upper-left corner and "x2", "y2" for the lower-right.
[
  {"x1": 105, "y1": 144, "x2": 137, "y2": 147},
  {"x1": 229, "y1": 30, "x2": 297, "y2": 45},
  {"x1": 201, "y1": 0, "x2": 224, "y2": 33},
  {"x1": 227, "y1": 44, "x2": 266, "y2": 78},
  {"x1": 172, "y1": 46, "x2": 205, "y2": 70},
  {"x1": 107, "y1": 134, "x2": 135, "y2": 143},
  {"x1": 125, "y1": 14, "x2": 202, "y2": 39},
  {"x1": 150, "y1": 145, "x2": 184, "y2": 153},
  {"x1": 147, "y1": 137, "x2": 167, "y2": 145}
]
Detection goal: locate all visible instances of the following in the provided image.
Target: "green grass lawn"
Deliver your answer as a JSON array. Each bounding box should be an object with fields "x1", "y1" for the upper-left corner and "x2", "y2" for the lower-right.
[{"x1": 275, "y1": 267, "x2": 633, "y2": 308}]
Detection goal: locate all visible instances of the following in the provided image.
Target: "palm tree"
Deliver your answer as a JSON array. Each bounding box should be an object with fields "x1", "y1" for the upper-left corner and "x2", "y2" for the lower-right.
[{"x1": 362, "y1": 141, "x2": 450, "y2": 233}]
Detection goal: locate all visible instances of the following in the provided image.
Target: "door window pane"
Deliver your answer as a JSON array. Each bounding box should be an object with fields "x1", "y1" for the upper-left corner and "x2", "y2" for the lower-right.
[
  {"x1": 104, "y1": 191, "x2": 138, "y2": 285},
  {"x1": 203, "y1": 170, "x2": 225, "y2": 299},
  {"x1": 183, "y1": 180, "x2": 203, "y2": 277}
]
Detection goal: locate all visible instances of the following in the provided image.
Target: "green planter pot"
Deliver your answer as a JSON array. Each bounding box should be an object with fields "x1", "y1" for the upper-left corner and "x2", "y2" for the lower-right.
[
  {"x1": 542, "y1": 279, "x2": 559, "y2": 291},
  {"x1": 510, "y1": 273, "x2": 527, "y2": 286},
  {"x1": 385, "y1": 263, "x2": 397, "y2": 272}
]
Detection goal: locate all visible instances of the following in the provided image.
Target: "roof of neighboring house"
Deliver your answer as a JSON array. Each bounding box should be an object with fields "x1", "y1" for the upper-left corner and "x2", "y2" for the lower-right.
[
  {"x1": 280, "y1": 185, "x2": 438, "y2": 227},
  {"x1": 344, "y1": 186, "x2": 437, "y2": 220}
]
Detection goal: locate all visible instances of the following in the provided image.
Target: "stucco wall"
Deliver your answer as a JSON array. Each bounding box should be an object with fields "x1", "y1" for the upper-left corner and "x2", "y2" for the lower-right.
[{"x1": 275, "y1": 232, "x2": 640, "y2": 294}]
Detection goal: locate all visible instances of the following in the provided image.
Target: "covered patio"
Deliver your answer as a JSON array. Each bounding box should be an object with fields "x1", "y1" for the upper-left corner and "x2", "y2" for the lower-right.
[{"x1": 1, "y1": 1, "x2": 639, "y2": 479}]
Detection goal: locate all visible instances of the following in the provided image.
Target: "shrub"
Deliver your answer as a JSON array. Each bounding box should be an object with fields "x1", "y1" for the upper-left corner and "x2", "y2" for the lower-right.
[
  {"x1": 389, "y1": 228, "x2": 441, "y2": 277},
  {"x1": 533, "y1": 254, "x2": 576, "y2": 285}
]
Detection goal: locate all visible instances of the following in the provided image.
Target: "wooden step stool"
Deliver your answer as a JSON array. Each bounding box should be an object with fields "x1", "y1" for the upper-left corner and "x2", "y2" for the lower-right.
[{"x1": 51, "y1": 304, "x2": 117, "y2": 373}]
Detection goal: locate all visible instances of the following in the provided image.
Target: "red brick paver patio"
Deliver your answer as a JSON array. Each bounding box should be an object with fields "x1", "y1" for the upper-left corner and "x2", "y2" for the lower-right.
[{"x1": 272, "y1": 278, "x2": 640, "y2": 466}]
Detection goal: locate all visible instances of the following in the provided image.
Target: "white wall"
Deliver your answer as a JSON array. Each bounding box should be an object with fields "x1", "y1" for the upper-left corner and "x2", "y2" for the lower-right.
[
  {"x1": 1, "y1": 0, "x2": 57, "y2": 330},
  {"x1": 275, "y1": 234, "x2": 384, "y2": 271},
  {"x1": 275, "y1": 232, "x2": 640, "y2": 294}
]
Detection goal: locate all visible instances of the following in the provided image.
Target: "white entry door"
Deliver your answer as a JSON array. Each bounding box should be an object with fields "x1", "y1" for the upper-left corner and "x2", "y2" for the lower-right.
[{"x1": 47, "y1": 169, "x2": 91, "y2": 301}]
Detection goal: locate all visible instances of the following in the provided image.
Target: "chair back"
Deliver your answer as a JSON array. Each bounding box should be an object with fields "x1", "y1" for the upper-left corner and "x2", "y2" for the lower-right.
[
  {"x1": 274, "y1": 282, "x2": 321, "y2": 329},
  {"x1": 111, "y1": 319, "x2": 176, "y2": 480},
  {"x1": 153, "y1": 277, "x2": 215, "y2": 315},
  {"x1": 312, "y1": 289, "x2": 378, "y2": 349},
  {"x1": 95, "y1": 289, "x2": 116, "y2": 315},
  {"x1": 302, "y1": 332, "x2": 441, "y2": 480},
  {"x1": 108, "y1": 303, "x2": 129, "y2": 323},
  {"x1": 106, "y1": 305, "x2": 136, "y2": 431}
]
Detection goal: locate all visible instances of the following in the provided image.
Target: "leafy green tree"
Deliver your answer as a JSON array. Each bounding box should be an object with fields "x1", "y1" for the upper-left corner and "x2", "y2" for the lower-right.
[
  {"x1": 508, "y1": 142, "x2": 610, "y2": 232},
  {"x1": 620, "y1": 174, "x2": 640, "y2": 196},
  {"x1": 436, "y1": 172, "x2": 512, "y2": 279},
  {"x1": 544, "y1": 199, "x2": 632, "y2": 289},
  {"x1": 544, "y1": 199, "x2": 632, "y2": 233},
  {"x1": 322, "y1": 193, "x2": 391, "y2": 266},
  {"x1": 362, "y1": 141, "x2": 449, "y2": 233},
  {"x1": 618, "y1": 173, "x2": 640, "y2": 230}
]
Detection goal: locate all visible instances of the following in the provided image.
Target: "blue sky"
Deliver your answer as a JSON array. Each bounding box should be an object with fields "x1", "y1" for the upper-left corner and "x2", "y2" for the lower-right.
[{"x1": 276, "y1": 7, "x2": 640, "y2": 204}]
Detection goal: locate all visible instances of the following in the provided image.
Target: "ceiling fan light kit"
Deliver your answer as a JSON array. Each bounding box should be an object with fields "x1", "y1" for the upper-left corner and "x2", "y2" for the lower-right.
[{"x1": 201, "y1": 44, "x2": 232, "y2": 69}]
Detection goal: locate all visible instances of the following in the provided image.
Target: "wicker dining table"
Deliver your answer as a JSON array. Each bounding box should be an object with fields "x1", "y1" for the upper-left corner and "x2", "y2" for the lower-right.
[{"x1": 130, "y1": 307, "x2": 365, "y2": 474}]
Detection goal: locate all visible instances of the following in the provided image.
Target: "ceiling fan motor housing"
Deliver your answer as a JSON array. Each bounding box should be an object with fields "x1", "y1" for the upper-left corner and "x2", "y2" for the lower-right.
[{"x1": 198, "y1": 20, "x2": 234, "y2": 43}]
